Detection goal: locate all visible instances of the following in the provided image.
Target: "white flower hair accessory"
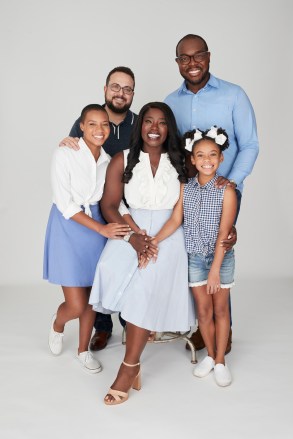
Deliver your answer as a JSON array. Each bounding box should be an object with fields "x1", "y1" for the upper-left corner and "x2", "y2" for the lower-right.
[
  {"x1": 185, "y1": 129, "x2": 203, "y2": 151},
  {"x1": 206, "y1": 126, "x2": 227, "y2": 146}
]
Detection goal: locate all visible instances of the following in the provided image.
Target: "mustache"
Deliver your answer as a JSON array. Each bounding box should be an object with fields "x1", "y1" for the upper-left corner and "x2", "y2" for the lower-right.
[
  {"x1": 188, "y1": 65, "x2": 203, "y2": 71},
  {"x1": 112, "y1": 95, "x2": 126, "y2": 101}
]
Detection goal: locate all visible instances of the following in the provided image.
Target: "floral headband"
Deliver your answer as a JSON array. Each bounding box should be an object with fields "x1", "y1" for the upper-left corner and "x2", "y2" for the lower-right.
[{"x1": 185, "y1": 126, "x2": 228, "y2": 151}]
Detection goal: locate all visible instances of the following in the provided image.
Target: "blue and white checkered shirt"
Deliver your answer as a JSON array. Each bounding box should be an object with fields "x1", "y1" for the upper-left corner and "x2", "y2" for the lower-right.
[{"x1": 183, "y1": 174, "x2": 225, "y2": 256}]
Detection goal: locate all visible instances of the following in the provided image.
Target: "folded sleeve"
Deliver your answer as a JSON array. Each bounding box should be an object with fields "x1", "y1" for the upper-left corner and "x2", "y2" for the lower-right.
[{"x1": 51, "y1": 149, "x2": 82, "y2": 219}]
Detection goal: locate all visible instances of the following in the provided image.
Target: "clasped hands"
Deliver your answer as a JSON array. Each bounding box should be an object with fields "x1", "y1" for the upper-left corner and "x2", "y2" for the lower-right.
[
  {"x1": 129, "y1": 225, "x2": 237, "y2": 270},
  {"x1": 127, "y1": 231, "x2": 158, "y2": 268}
]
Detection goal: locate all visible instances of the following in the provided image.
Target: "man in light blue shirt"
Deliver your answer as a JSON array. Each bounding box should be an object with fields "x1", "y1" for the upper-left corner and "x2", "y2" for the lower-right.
[
  {"x1": 165, "y1": 34, "x2": 259, "y2": 196},
  {"x1": 165, "y1": 34, "x2": 259, "y2": 353}
]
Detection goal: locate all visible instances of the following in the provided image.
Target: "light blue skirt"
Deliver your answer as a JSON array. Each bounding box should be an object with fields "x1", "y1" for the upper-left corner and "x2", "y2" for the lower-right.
[
  {"x1": 43, "y1": 203, "x2": 107, "y2": 287},
  {"x1": 89, "y1": 209, "x2": 195, "y2": 332}
]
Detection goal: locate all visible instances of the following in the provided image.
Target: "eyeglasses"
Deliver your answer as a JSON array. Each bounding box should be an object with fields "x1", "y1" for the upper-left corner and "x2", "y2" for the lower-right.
[
  {"x1": 109, "y1": 83, "x2": 134, "y2": 95},
  {"x1": 175, "y1": 51, "x2": 209, "y2": 65}
]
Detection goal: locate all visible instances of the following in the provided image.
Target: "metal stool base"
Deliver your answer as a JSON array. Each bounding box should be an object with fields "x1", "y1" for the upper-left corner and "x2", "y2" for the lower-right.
[{"x1": 122, "y1": 328, "x2": 197, "y2": 364}]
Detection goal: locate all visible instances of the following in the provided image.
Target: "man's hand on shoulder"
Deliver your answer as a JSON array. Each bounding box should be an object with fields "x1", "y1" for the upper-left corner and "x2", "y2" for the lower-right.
[{"x1": 59, "y1": 137, "x2": 80, "y2": 150}]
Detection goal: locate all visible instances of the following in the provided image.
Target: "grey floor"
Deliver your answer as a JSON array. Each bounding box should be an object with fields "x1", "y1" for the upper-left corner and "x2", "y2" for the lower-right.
[{"x1": 1, "y1": 279, "x2": 292, "y2": 439}]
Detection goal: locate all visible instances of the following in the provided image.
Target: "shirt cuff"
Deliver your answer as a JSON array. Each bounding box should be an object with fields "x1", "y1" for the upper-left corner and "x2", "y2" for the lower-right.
[{"x1": 62, "y1": 202, "x2": 82, "y2": 219}]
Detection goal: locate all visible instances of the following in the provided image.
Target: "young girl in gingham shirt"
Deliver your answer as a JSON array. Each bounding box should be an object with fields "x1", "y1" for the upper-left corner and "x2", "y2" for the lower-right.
[{"x1": 152, "y1": 126, "x2": 237, "y2": 387}]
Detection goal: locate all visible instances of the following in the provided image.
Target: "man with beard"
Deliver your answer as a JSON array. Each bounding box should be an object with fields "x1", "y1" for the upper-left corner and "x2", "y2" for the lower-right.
[
  {"x1": 66, "y1": 66, "x2": 137, "y2": 156},
  {"x1": 165, "y1": 34, "x2": 259, "y2": 353},
  {"x1": 60, "y1": 66, "x2": 137, "y2": 351}
]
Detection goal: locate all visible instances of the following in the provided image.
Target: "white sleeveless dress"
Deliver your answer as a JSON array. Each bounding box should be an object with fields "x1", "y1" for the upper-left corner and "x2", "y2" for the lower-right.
[{"x1": 89, "y1": 150, "x2": 195, "y2": 331}]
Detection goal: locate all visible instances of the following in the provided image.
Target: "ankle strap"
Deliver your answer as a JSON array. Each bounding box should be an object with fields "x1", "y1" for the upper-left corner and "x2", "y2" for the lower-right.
[{"x1": 122, "y1": 361, "x2": 140, "y2": 367}]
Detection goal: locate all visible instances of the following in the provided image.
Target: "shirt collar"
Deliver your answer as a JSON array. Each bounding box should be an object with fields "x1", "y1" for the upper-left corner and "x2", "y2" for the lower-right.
[
  {"x1": 78, "y1": 137, "x2": 110, "y2": 165},
  {"x1": 193, "y1": 173, "x2": 219, "y2": 190},
  {"x1": 140, "y1": 150, "x2": 167, "y2": 159},
  {"x1": 178, "y1": 74, "x2": 219, "y2": 95},
  {"x1": 104, "y1": 106, "x2": 136, "y2": 127}
]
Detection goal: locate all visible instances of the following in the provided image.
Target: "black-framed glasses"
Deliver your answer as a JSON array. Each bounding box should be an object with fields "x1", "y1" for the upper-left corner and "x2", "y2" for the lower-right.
[
  {"x1": 109, "y1": 83, "x2": 134, "y2": 95},
  {"x1": 175, "y1": 51, "x2": 209, "y2": 65}
]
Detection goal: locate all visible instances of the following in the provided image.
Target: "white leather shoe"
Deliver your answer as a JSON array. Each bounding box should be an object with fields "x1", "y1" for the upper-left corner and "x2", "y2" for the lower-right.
[
  {"x1": 214, "y1": 363, "x2": 232, "y2": 387},
  {"x1": 77, "y1": 351, "x2": 102, "y2": 374},
  {"x1": 48, "y1": 314, "x2": 64, "y2": 355},
  {"x1": 193, "y1": 356, "x2": 215, "y2": 378}
]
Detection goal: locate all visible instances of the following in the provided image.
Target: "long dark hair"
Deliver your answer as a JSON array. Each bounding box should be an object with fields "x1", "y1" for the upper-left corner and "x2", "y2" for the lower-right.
[{"x1": 123, "y1": 102, "x2": 187, "y2": 183}]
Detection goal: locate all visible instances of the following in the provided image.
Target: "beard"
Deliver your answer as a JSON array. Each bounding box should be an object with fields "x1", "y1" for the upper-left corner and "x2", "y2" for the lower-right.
[
  {"x1": 105, "y1": 97, "x2": 132, "y2": 114},
  {"x1": 180, "y1": 61, "x2": 210, "y2": 90},
  {"x1": 185, "y1": 69, "x2": 210, "y2": 88}
]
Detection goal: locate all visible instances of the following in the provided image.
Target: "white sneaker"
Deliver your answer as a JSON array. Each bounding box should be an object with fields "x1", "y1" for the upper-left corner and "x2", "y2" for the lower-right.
[
  {"x1": 77, "y1": 351, "x2": 102, "y2": 374},
  {"x1": 48, "y1": 314, "x2": 64, "y2": 355},
  {"x1": 193, "y1": 356, "x2": 215, "y2": 378},
  {"x1": 214, "y1": 363, "x2": 232, "y2": 387}
]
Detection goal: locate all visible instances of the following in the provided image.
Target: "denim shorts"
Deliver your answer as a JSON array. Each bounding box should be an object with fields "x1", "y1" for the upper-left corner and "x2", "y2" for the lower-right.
[{"x1": 188, "y1": 249, "x2": 235, "y2": 288}]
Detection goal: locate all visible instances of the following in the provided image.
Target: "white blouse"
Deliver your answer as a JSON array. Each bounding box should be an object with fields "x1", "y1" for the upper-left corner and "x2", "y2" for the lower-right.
[
  {"x1": 51, "y1": 138, "x2": 110, "y2": 219},
  {"x1": 123, "y1": 150, "x2": 180, "y2": 209}
]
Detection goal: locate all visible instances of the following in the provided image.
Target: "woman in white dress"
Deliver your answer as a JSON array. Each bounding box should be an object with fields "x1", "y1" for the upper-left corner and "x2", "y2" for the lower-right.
[{"x1": 89, "y1": 102, "x2": 195, "y2": 404}]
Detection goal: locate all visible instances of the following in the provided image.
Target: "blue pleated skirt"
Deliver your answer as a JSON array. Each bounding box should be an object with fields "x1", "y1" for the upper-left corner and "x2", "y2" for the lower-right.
[
  {"x1": 89, "y1": 209, "x2": 195, "y2": 332},
  {"x1": 43, "y1": 203, "x2": 107, "y2": 287}
]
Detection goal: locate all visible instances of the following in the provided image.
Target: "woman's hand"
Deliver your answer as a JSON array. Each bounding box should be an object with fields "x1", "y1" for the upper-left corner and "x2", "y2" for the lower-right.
[
  {"x1": 138, "y1": 253, "x2": 151, "y2": 269},
  {"x1": 138, "y1": 236, "x2": 158, "y2": 269},
  {"x1": 129, "y1": 233, "x2": 158, "y2": 259},
  {"x1": 99, "y1": 223, "x2": 131, "y2": 239},
  {"x1": 59, "y1": 137, "x2": 80, "y2": 150},
  {"x1": 221, "y1": 225, "x2": 237, "y2": 251}
]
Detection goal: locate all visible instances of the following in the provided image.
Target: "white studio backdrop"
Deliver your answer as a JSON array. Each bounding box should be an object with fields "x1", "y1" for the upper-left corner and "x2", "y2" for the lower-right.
[{"x1": 0, "y1": 0, "x2": 292, "y2": 285}]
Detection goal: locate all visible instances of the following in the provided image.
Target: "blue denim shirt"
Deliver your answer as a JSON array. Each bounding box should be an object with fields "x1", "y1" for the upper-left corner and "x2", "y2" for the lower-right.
[{"x1": 165, "y1": 74, "x2": 259, "y2": 193}]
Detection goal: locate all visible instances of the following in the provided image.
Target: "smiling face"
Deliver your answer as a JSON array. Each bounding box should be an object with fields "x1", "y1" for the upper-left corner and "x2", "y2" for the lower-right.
[
  {"x1": 141, "y1": 108, "x2": 168, "y2": 152},
  {"x1": 191, "y1": 139, "x2": 223, "y2": 180},
  {"x1": 104, "y1": 71, "x2": 134, "y2": 114},
  {"x1": 80, "y1": 109, "x2": 110, "y2": 150},
  {"x1": 176, "y1": 37, "x2": 210, "y2": 93}
]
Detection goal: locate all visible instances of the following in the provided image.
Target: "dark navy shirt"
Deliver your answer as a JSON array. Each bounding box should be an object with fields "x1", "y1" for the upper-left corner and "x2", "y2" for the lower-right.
[{"x1": 69, "y1": 107, "x2": 137, "y2": 157}]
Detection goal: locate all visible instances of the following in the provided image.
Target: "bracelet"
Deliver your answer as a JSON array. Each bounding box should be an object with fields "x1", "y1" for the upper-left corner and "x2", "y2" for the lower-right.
[{"x1": 123, "y1": 231, "x2": 135, "y2": 243}]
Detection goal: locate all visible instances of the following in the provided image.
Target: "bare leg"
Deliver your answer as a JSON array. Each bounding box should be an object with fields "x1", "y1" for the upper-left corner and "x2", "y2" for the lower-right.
[
  {"x1": 53, "y1": 286, "x2": 94, "y2": 353},
  {"x1": 78, "y1": 287, "x2": 95, "y2": 354},
  {"x1": 191, "y1": 286, "x2": 215, "y2": 359},
  {"x1": 213, "y1": 288, "x2": 230, "y2": 365},
  {"x1": 105, "y1": 322, "x2": 150, "y2": 403}
]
